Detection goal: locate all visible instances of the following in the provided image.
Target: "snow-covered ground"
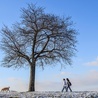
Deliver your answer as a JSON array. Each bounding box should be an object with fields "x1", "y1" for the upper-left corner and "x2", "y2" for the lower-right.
[{"x1": 0, "y1": 91, "x2": 98, "y2": 98}]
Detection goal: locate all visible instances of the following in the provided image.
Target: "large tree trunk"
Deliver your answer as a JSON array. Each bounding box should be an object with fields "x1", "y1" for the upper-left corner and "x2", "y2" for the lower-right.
[{"x1": 28, "y1": 63, "x2": 35, "y2": 91}]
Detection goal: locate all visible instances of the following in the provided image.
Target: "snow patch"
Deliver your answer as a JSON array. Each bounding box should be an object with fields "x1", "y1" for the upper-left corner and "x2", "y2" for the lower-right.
[{"x1": 0, "y1": 91, "x2": 98, "y2": 98}]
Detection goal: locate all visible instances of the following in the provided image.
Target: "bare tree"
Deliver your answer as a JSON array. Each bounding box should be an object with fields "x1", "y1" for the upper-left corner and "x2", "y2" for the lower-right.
[{"x1": 0, "y1": 4, "x2": 77, "y2": 91}]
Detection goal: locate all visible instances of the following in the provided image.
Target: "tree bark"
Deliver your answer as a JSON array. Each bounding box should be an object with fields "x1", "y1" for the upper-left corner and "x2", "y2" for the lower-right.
[{"x1": 28, "y1": 62, "x2": 35, "y2": 91}]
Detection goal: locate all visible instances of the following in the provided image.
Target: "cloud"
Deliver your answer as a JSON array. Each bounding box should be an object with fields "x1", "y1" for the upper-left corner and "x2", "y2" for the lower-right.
[
  {"x1": 85, "y1": 57, "x2": 98, "y2": 66},
  {"x1": 35, "y1": 81, "x2": 62, "y2": 91},
  {"x1": 1, "y1": 70, "x2": 98, "y2": 91},
  {"x1": 0, "y1": 77, "x2": 28, "y2": 92},
  {"x1": 36, "y1": 70, "x2": 98, "y2": 91},
  {"x1": 70, "y1": 70, "x2": 98, "y2": 91},
  {"x1": 33, "y1": 69, "x2": 98, "y2": 91},
  {"x1": 7, "y1": 78, "x2": 28, "y2": 92},
  {"x1": 56, "y1": 71, "x2": 72, "y2": 78}
]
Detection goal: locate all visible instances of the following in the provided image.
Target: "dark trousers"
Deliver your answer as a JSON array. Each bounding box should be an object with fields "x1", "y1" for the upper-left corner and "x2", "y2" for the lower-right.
[
  {"x1": 62, "y1": 86, "x2": 67, "y2": 92},
  {"x1": 66, "y1": 85, "x2": 72, "y2": 92}
]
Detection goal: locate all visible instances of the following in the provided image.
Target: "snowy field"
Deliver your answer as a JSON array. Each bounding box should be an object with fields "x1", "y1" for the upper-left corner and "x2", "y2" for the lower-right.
[{"x1": 0, "y1": 91, "x2": 98, "y2": 98}]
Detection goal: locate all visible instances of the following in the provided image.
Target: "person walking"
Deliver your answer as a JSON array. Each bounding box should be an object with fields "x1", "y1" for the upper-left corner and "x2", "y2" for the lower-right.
[
  {"x1": 61, "y1": 78, "x2": 67, "y2": 92},
  {"x1": 66, "y1": 78, "x2": 72, "y2": 92}
]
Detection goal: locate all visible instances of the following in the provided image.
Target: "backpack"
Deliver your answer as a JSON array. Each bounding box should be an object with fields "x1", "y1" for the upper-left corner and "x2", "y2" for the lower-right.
[{"x1": 68, "y1": 81, "x2": 72, "y2": 86}]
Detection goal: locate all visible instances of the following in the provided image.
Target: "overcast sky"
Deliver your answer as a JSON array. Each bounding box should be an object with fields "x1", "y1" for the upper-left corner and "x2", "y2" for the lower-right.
[{"x1": 0, "y1": 0, "x2": 98, "y2": 92}]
